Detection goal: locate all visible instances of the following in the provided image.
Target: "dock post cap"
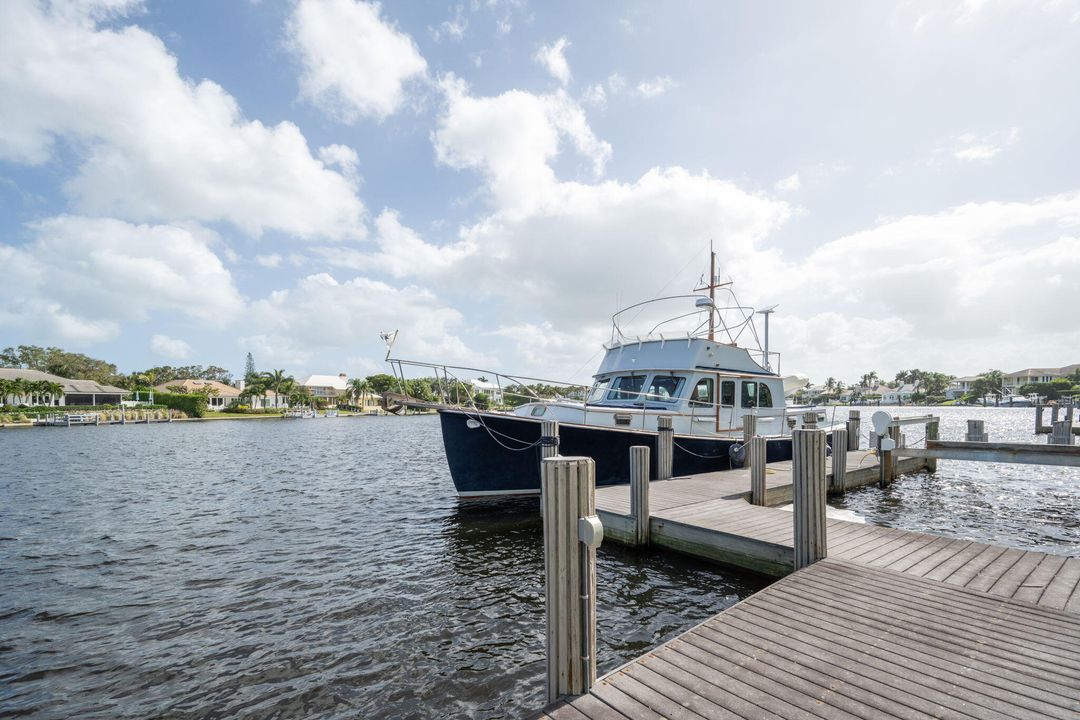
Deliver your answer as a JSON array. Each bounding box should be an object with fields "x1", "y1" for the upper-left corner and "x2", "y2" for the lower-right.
[{"x1": 871, "y1": 410, "x2": 891, "y2": 437}]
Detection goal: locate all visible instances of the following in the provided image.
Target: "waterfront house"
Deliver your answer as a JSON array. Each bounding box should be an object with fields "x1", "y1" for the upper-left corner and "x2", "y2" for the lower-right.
[
  {"x1": 1002, "y1": 364, "x2": 1080, "y2": 393},
  {"x1": 0, "y1": 368, "x2": 130, "y2": 406},
  {"x1": 152, "y1": 379, "x2": 240, "y2": 411},
  {"x1": 468, "y1": 378, "x2": 504, "y2": 405},
  {"x1": 880, "y1": 383, "x2": 916, "y2": 404},
  {"x1": 946, "y1": 375, "x2": 981, "y2": 400},
  {"x1": 302, "y1": 373, "x2": 348, "y2": 407}
]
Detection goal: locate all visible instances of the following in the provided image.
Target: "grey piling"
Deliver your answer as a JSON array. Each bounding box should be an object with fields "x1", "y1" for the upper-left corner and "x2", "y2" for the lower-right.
[
  {"x1": 542, "y1": 456, "x2": 600, "y2": 703},
  {"x1": 541, "y1": 420, "x2": 560, "y2": 462},
  {"x1": 656, "y1": 416, "x2": 673, "y2": 480},
  {"x1": 830, "y1": 428, "x2": 847, "y2": 492},
  {"x1": 1036, "y1": 404, "x2": 1045, "y2": 433},
  {"x1": 629, "y1": 446, "x2": 650, "y2": 546},
  {"x1": 750, "y1": 436, "x2": 767, "y2": 506},
  {"x1": 792, "y1": 429, "x2": 827, "y2": 570},
  {"x1": 846, "y1": 410, "x2": 860, "y2": 451},
  {"x1": 802, "y1": 411, "x2": 818, "y2": 429},
  {"x1": 966, "y1": 419, "x2": 988, "y2": 443},
  {"x1": 925, "y1": 418, "x2": 940, "y2": 473},
  {"x1": 1050, "y1": 421, "x2": 1074, "y2": 446},
  {"x1": 741, "y1": 414, "x2": 757, "y2": 469}
]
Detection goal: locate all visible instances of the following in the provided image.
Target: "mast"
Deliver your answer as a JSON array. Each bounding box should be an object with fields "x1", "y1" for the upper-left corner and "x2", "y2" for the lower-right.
[{"x1": 709, "y1": 245, "x2": 716, "y2": 341}]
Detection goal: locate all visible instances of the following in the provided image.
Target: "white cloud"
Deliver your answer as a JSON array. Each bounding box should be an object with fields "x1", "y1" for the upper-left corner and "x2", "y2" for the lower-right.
[
  {"x1": 0, "y1": 216, "x2": 244, "y2": 345},
  {"x1": 607, "y1": 73, "x2": 627, "y2": 94},
  {"x1": 151, "y1": 334, "x2": 192, "y2": 360},
  {"x1": 243, "y1": 272, "x2": 489, "y2": 369},
  {"x1": 432, "y1": 75, "x2": 611, "y2": 212},
  {"x1": 635, "y1": 76, "x2": 676, "y2": 98},
  {"x1": 580, "y1": 83, "x2": 607, "y2": 108},
  {"x1": 314, "y1": 209, "x2": 474, "y2": 277},
  {"x1": 775, "y1": 173, "x2": 801, "y2": 192},
  {"x1": 430, "y1": 4, "x2": 467, "y2": 42},
  {"x1": 318, "y1": 144, "x2": 361, "y2": 183},
  {"x1": 287, "y1": 0, "x2": 428, "y2": 122},
  {"x1": 256, "y1": 253, "x2": 283, "y2": 268},
  {"x1": 948, "y1": 127, "x2": 1020, "y2": 162},
  {"x1": 535, "y1": 36, "x2": 572, "y2": 85},
  {"x1": 0, "y1": 1, "x2": 365, "y2": 240}
]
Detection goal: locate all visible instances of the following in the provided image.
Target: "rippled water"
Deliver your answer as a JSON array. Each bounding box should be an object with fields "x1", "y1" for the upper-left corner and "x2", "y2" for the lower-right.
[
  {"x1": 832, "y1": 405, "x2": 1080, "y2": 554},
  {"x1": 0, "y1": 416, "x2": 765, "y2": 719}
]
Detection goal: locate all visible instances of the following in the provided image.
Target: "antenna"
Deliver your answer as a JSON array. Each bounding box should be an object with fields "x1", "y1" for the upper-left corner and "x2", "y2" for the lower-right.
[{"x1": 756, "y1": 306, "x2": 778, "y2": 372}]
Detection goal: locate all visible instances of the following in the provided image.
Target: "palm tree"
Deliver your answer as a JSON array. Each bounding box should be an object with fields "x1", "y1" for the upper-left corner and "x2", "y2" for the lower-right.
[
  {"x1": 42, "y1": 381, "x2": 63, "y2": 406},
  {"x1": 9, "y1": 378, "x2": 27, "y2": 406},
  {"x1": 347, "y1": 378, "x2": 371, "y2": 408},
  {"x1": 824, "y1": 377, "x2": 837, "y2": 395},
  {"x1": 0, "y1": 378, "x2": 10, "y2": 406},
  {"x1": 260, "y1": 369, "x2": 291, "y2": 409}
]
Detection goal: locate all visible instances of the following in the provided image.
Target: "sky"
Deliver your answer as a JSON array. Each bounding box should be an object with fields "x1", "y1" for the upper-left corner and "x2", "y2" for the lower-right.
[{"x1": 1, "y1": 0, "x2": 1078, "y2": 386}]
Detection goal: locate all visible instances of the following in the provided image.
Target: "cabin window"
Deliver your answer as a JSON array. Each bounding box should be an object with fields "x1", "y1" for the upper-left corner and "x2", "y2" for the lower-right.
[
  {"x1": 741, "y1": 381, "x2": 774, "y2": 408},
  {"x1": 587, "y1": 378, "x2": 611, "y2": 403},
  {"x1": 646, "y1": 375, "x2": 684, "y2": 403},
  {"x1": 720, "y1": 380, "x2": 735, "y2": 407},
  {"x1": 607, "y1": 375, "x2": 646, "y2": 401},
  {"x1": 690, "y1": 378, "x2": 713, "y2": 407}
]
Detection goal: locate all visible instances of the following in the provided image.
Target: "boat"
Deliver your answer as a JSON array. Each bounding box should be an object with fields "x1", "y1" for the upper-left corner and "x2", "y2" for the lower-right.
[
  {"x1": 384, "y1": 252, "x2": 831, "y2": 497},
  {"x1": 282, "y1": 408, "x2": 316, "y2": 419}
]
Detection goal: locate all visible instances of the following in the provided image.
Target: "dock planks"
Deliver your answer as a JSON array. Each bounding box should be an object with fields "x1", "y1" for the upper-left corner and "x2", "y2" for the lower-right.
[{"x1": 535, "y1": 559, "x2": 1080, "y2": 720}]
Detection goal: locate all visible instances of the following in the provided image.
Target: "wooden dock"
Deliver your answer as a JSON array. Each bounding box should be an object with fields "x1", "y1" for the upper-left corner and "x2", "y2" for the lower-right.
[
  {"x1": 536, "y1": 557, "x2": 1080, "y2": 719},
  {"x1": 533, "y1": 434, "x2": 1080, "y2": 719}
]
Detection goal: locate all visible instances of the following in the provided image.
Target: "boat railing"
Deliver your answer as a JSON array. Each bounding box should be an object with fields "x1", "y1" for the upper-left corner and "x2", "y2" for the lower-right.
[{"x1": 386, "y1": 357, "x2": 837, "y2": 436}]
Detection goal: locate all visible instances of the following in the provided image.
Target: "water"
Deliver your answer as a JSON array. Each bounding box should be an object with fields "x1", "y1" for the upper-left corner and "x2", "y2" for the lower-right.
[
  {"x1": 830, "y1": 405, "x2": 1080, "y2": 554},
  {"x1": 0, "y1": 416, "x2": 765, "y2": 719}
]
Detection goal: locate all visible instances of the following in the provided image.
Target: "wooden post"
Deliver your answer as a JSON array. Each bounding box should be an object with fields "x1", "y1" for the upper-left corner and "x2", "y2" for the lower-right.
[
  {"x1": 1052, "y1": 405, "x2": 1061, "y2": 424},
  {"x1": 888, "y1": 420, "x2": 902, "y2": 481},
  {"x1": 830, "y1": 428, "x2": 847, "y2": 492},
  {"x1": 542, "y1": 456, "x2": 600, "y2": 703},
  {"x1": 741, "y1": 414, "x2": 757, "y2": 469},
  {"x1": 629, "y1": 446, "x2": 650, "y2": 546},
  {"x1": 846, "y1": 410, "x2": 860, "y2": 451},
  {"x1": 541, "y1": 420, "x2": 560, "y2": 462},
  {"x1": 925, "y1": 418, "x2": 939, "y2": 472},
  {"x1": 792, "y1": 429, "x2": 827, "y2": 570},
  {"x1": 656, "y1": 416, "x2": 673, "y2": 480},
  {"x1": 802, "y1": 411, "x2": 818, "y2": 429},
  {"x1": 1035, "y1": 404, "x2": 1045, "y2": 433},
  {"x1": 750, "y1": 435, "x2": 766, "y2": 506},
  {"x1": 966, "y1": 419, "x2": 987, "y2": 443},
  {"x1": 1050, "y1": 421, "x2": 1074, "y2": 446}
]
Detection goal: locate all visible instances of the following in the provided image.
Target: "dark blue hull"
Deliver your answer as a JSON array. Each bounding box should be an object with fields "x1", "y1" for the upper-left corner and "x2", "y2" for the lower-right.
[{"x1": 438, "y1": 409, "x2": 794, "y2": 496}]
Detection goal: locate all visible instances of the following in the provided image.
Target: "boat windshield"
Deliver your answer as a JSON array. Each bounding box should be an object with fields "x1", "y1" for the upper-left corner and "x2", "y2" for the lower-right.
[
  {"x1": 587, "y1": 378, "x2": 612, "y2": 403},
  {"x1": 646, "y1": 374, "x2": 684, "y2": 403},
  {"x1": 607, "y1": 375, "x2": 647, "y2": 402}
]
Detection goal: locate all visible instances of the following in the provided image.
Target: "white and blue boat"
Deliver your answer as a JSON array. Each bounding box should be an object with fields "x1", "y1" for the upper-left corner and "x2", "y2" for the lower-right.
[{"x1": 385, "y1": 258, "x2": 828, "y2": 497}]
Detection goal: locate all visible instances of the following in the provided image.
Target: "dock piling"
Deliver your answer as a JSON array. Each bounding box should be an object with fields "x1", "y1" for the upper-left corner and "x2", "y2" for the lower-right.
[
  {"x1": 802, "y1": 411, "x2": 818, "y2": 429},
  {"x1": 830, "y1": 428, "x2": 847, "y2": 492},
  {"x1": 1050, "y1": 421, "x2": 1074, "y2": 445},
  {"x1": 966, "y1": 419, "x2": 988, "y2": 443},
  {"x1": 846, "y1": 410, "x2": 860, "y2": 450},
  {"x1": 656, "y1": 416, "x2": 673, "y2": 480},
  {"x1": 542, "y1": 456, "x2": 600, "y2": 703},
  {"x1": 540, "y1": 420, "x2": 560, "y2": 461},
  {"x1": 924, "y1": 418, "x2": 939, "y2": 472},
  {"x1": 792, "y1": 428, "x2": 827, "y2": 570},
  {"x1": 741, "y1": 414, "x2": 757, "y2": 470},
  {"x1": 749, "y1": 436, "x2": 766, "y2": 505},
  {"x1": 629, "y1": 446, "x2": 650, "y2": 546}
]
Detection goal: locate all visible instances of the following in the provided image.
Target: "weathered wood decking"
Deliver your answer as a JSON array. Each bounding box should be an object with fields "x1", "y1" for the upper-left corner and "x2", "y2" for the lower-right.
[
  {"x1": 534, "y1": 447, "x2": 1080, "y2": 719},
  {"x1": 536, "y1": 558, "x2": 1080, "y2": 720}
]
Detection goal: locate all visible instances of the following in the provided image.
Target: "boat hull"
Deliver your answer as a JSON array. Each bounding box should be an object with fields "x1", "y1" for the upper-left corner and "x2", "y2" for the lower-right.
[{"x1": 438, "y1": 408, "x2": 794, "y2": 497}]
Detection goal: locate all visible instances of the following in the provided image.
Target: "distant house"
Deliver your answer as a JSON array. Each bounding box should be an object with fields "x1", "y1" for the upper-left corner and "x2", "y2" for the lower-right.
[
  {"x1": 1002, "y1": 364, "x2": 1080, "y2": 393},
  {"x1": 468, "y1": 378, "x2": 504, "y2": 405},
  {"x1": 880, "y1": 384, "x2": 916, "y2": 405},
  {"x1": 0, "y1": 368, "x2": 129, "y2": 406},
  {"x1": 946, "y1": 375, "x2": 981, "y2": 400},
  {"x1": 152, "y1": 379, "x2": 240, "y2": 410},
  {"x1": 303, "y1": 373, "x2": 348, "y2": 406}
]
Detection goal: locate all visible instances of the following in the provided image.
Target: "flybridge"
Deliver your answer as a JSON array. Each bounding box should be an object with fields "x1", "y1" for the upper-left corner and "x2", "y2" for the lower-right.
[{"x1": 595, "y1": 337, "x2": 773, "y2": 378}]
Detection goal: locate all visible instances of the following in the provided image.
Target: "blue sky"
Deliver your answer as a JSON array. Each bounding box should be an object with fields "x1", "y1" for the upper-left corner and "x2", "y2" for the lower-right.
[{"x1": 1, "y1": 0, "x2": 1078, "y2": 385}]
